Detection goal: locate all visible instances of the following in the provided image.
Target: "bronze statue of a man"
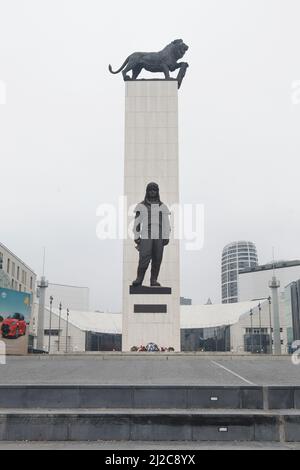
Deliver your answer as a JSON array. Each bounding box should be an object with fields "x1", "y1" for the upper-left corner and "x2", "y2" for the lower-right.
[{"x1": 132, "y1": 183, "x2": 171, "y2": 287}]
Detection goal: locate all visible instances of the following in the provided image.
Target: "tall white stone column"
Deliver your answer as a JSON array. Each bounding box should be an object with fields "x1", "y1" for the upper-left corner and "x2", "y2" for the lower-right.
[
  {"x1": 37, "y1": 276, "x2": 48, "y2": 351},
  {"x1": 122, "y1": 80, "x2": 181, "y2": 352},
  {"x1": 269, "y1": 276, "x2": 282, "y2": 355}
]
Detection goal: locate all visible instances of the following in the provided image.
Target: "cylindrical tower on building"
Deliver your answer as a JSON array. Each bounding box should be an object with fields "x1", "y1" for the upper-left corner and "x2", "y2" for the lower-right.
[{"x1": 222, "y1": 241, "x2": 258, "y2": 304}]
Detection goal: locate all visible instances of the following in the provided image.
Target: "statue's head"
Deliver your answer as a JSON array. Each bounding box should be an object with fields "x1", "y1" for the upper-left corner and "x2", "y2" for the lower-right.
[
  {"x1": 171, "y1": 39, "x2": 189, "y2": 60},
  {"x1": 145, "y1": 182, "x2": 161, "y2": 204}
]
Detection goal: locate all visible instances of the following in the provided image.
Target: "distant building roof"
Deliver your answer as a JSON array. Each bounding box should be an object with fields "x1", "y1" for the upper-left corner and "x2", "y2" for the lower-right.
[{"x1": 240, "y1": 260, "x2": 300, "y2": 274}]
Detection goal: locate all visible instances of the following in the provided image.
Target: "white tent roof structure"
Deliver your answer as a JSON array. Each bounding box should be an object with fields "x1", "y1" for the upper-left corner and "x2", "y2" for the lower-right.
[
  {"x1": 52, "y1": 308, "x2": 122, "y2": 335},
  {"x1": 47, "y1": 300, "x2": 263, "y2": 335},
  {"x1": 180, "y1": 301, "x2": 263, "y2": 329}
]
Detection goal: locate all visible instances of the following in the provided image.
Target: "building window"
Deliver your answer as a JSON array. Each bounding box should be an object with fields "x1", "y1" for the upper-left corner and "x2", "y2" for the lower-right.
[
  {"x1": 228, "y1": 263, "x2": 237, "y2": 270},
  {"x1": 246, "y1": 328, "x2": 268, "y2": 335},
  {"x1": 0, "y1": 252, "x2": 3, "y2": 270},
  {"x1": 222, "y1": 286, "x2": 227, "y2": 298},
  {"x1": 17, "y1": 267, "x2": 20, "y2": 281},
  {"x1": 12, "y1": 262, "x2": 15, "y2": 277},
  {"x1": 7, "y1": 258, "x2": 10, "y2": 274},
  {"x1": 228, "y1": 284, "x2": 238, "y2": 296},
  {"x1": 19, "y1": 284, "x2": 22, "y2": 292},
  {"x1": 30, "y1": 277, "x2": 33, "y2": 290},
  {"x1": 11, "y1": 279, "x2": 14, "y2": 289},
  {"x1": 229, "y1": 271, "x2": 237, "y2": 281}
]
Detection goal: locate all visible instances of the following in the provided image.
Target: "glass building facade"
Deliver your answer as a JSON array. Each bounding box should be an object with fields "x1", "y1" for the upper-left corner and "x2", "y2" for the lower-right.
[
  {"x1": 222, "y1": 241, "x2": 258, "y2": 304},
  {"x1": 243, "y1": 330, "x2": 271, "y2": 354},
  {"x1": 181, "y1": 326, "x2": 231, "y2": 352},
  {"x1": 85, "y1": 332, "x2": 122, "y2": 351}
]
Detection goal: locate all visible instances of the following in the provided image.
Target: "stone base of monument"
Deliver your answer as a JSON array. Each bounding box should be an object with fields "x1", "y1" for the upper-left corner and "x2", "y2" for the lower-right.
[{"x1": 0, "y1": 385, "x2": 300, "y2": 442}]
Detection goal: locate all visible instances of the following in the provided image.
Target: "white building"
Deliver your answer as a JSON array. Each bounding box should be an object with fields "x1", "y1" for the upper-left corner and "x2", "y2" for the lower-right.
[
  {"x1": 239, "y1": 260, "x2": 300, "y2": 302},
  {"x1": 0, "y1": 242, "x2": 36, "y2": 295}
]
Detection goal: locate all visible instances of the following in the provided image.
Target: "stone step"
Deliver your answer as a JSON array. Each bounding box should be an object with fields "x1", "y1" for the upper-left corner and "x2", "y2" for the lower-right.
[
  {"x1": 1, "y1": 441, "x2": 300, "y2": 450},
  {"x1": 0, "y1": 409, "x2": 299, "y2": 442},
  {"x1": 0, "y1": 385, "x2": 299, "y2": 410}
]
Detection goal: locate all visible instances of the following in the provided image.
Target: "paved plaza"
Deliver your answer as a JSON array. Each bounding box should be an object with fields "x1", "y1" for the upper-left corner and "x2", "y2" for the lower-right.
[{"x1": 0, "y1": 354, "x2": 299, "y2": 386}]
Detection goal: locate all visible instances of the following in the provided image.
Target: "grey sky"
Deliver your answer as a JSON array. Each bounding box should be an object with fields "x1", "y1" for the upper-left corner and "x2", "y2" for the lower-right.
[{"x1": 0, "y1": 0, "x2": 299, "y2": 311}]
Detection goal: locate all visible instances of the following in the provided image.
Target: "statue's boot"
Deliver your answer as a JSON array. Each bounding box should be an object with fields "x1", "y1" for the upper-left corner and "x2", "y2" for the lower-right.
[
  {"x1": 132, "y1": 267, "x2": 147, "y2": 287},
  {"x1": 150, "y1": 265, "x2": 161, "y2": 287}
]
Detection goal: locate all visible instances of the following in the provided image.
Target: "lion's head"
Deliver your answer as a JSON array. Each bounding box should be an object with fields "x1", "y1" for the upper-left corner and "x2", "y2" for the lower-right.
[{"x1": 171, "y1": 39, "x2": 189, "y2": 60}]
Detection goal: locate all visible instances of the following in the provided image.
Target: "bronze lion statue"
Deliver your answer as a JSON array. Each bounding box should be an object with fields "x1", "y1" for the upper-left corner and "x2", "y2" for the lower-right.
[{"x1": 109, "y1": 39, "x2": 189, "y2": 89}]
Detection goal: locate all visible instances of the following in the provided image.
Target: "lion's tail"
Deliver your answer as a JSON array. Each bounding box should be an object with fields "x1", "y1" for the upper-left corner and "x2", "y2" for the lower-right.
[{"x1": 108, "y1": 57, "x2": 130, "y2": 74}]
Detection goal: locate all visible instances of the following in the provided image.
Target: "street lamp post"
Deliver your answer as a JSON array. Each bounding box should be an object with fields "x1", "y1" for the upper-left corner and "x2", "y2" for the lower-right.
[
  {"x1": 66, "y1": 308, "x2": 69, "y2": 353},
  {"x1": 48, "y1": 296, "x2": 53, "y2": 354},
  {"x1": 58, "y1": 302, "x2": 62, "y2": 352},
  {"x1": 258, "y1": 303, "x2": 262, "y2": 354},
  {"x1": 268, "y1": 296, "x2": 273, "y2": 354},
  {"x1": 250, "y1": 309, "x2": 254, "y2": 354}
]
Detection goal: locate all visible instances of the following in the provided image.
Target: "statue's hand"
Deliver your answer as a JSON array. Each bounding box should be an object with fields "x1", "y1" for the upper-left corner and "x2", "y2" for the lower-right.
[{"x1": 163, "y1": 239, "x2": 169, "y2": 246}]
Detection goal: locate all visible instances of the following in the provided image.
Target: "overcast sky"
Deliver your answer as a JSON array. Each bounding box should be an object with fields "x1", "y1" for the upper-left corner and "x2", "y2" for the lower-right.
[{"x1": 0, "y1": 0, "x2": 299, "y2": 311}]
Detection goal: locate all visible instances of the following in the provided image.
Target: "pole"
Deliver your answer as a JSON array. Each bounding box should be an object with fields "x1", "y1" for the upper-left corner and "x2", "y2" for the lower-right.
[
  {"x1": 269, "y1": 276, "x2": 281, "y2": 355},
  {"x1": 66, "y1": 309, "x2": 69, "y2": 353},
  {"x1": 37, "y1": 276, "x2": 48, "y2": 351},
  {"x1": 268, "y1": 296, "x2": 273, "y2": 354},
  {"x1": 48, "y1": 296, "x2": 53, "y2": 354},
  {"x1": 42, "y1": 247, "x2": 46, "y2": 277},
  {"x1": 58, "y1": 302, "x2": 62, "y2": 352},
  {"x1": 258, "y1": 303, "x2": 262, "y2": 353},
  {"x1": 250, "y1": 309, "x2": 254, "y2": 353}
]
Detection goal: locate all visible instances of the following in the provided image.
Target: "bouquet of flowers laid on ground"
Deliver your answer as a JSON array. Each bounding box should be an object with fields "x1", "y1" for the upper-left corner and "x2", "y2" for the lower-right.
[
  {"x1": 130, "y1": 344, "x2": 175, "y2": 352},
  {"x1": 146, "y1": 342, "x2": 159, "y2": 352}
]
